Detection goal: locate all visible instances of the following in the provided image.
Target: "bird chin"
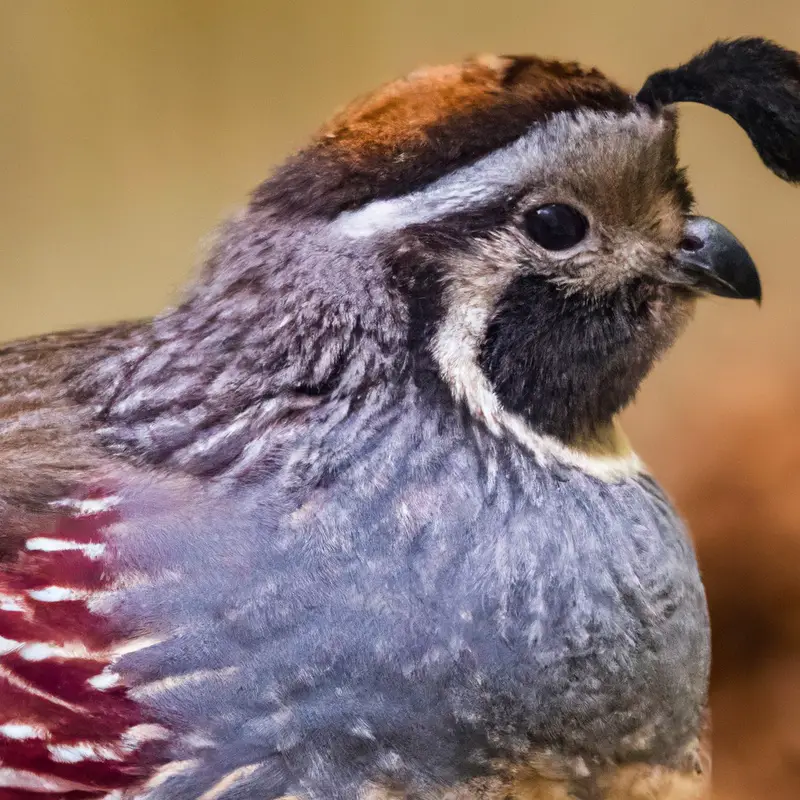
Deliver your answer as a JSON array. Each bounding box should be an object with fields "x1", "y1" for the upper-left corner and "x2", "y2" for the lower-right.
[{"x1": 646, "y1": 284, "x2": 698, "y2": 337}]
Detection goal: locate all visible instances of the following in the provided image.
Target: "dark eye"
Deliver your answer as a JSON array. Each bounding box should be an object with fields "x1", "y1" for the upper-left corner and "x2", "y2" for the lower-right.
[{"x1": 523, "y1": 204, "x2": 588, "y2": 251}]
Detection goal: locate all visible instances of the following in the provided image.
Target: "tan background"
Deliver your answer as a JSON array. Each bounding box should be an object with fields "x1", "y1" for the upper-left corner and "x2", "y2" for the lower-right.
[{"x1": 1, "y1": 2, "x2": 800, "y2": 798}]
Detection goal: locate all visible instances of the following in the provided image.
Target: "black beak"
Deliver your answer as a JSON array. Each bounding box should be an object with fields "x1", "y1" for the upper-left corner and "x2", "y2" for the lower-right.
[{"x1": 671, "y1": 215, "x2": 762, "y2": 303}]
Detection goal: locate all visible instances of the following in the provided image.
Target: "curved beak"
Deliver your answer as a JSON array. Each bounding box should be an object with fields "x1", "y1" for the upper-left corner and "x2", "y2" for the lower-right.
[{"x1": 670, "y1": 215, "x2": 762, "y2": 303}]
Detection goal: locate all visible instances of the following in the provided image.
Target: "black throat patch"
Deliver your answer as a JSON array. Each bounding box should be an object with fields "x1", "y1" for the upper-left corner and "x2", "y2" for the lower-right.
[{"x1": 478, "y1": 275, "x2": 684, "y2": 443}]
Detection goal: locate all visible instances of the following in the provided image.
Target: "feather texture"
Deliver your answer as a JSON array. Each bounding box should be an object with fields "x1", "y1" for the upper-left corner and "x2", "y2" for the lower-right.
[{"x1": 0, "y1": 492, "x2": 166, "y2": 797}]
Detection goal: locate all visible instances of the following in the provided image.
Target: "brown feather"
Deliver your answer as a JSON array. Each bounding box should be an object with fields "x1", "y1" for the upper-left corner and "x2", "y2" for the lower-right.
[{"x1": 0, "y1": 323, "x2": 144, "y2": 526}]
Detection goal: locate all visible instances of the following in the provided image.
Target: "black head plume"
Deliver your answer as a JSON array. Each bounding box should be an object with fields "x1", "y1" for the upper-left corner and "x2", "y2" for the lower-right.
[{"x1": 637, "y1": 38, "x2": 800, "y2": 182}]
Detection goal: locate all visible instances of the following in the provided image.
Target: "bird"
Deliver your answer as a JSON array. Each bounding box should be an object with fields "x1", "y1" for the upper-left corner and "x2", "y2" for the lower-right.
[{"x1": 0, "y1": 36, "x2": 798, "y2": 800}]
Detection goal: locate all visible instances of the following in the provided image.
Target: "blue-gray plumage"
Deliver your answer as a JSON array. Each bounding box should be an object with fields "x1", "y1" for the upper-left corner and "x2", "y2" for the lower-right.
[{"x1": 107, "y1": 400, "x2": 709, "y2": 798}]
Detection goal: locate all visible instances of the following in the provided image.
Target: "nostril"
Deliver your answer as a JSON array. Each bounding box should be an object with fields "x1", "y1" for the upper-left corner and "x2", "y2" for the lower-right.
[{"x1": 679, "y1": 235, "x2": 704, "y2": 252}]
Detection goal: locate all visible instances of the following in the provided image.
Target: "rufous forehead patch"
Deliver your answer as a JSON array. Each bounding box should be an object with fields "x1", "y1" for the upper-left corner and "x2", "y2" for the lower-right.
[
  {"x1": 318, "y1": 55, "x2": 628, "y2": 155},
  {"x1": 318, "y1": 57, "x2": 515, "y2": 154},
  {"x1": 254, "y1": 55, "x2": 636, "y2": 217}
]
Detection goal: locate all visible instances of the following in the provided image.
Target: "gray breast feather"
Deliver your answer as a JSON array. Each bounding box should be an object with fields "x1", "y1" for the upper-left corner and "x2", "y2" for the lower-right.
[{"x1": 106, "y1": 400, "x2": 709, "y2": 799}]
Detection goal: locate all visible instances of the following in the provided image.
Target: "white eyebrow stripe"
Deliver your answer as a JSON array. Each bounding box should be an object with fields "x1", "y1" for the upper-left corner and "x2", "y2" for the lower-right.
[
  {"x1": 331, "y1": 137, "x2": 526, "y2": 237},
  {"x1": 331, "y1": 107, "x2": 656, "y2": 238},
  {"x1": 332, "y1": 163, "x2": 511, "y2": 237}
]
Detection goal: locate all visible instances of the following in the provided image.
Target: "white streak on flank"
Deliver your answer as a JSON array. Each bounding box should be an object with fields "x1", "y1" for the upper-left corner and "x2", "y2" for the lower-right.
[
  {"x1": 86, "y1": 568, "x2": 186, "y2": 613},
  {"x1": 131, "y1": 666, "x2": 240, "y2": 701},
  {"x1": 28, "y1": 586, "x2": 86, "y2": 602},
  {"x1": 0, "y1": 635, "x2": 21, "y2": 655},
  {"x1": 50, "y1": 496, "x2": 120, "y2": 515},
  {"x1": 48, "y1": 741, "x2": 123, "y2": 763},
  {"x1": 140, "y1": 759, "x2": 200, "y2": 790},
  {"x1": 100, "y1": 792, "x2": 125, "y2": 800},
  {"x1": 88, "y1": 667, "x2": 122, "y2": 690},
  {"x1": 195, "y1": 762, "x2": 263, "y2": 800},
  {"x1": 3, "y1": 634, "x2": 113, "y2": 665},
  {"x1": 0, "y1": 722, "x2": 50, "y2": 740},
  {"x1": 119, "y1": 723, "x2": 170, "y2": 751},
  {"x1": 0, "y1": 594, "x2": 27, "y2": 612},
  {"x1": 110, "y1": 634, "x2": 165, "y2": 658},
  {"x1": 350, "y1": 719, "x2": 376, "y2": 740},
  {"x1": 85, "y1": 590, "x2": 117, "y2": 615},
  {"x1": 0, "y1": 766, "x2": 95, "y2": 792},
  {"x1": 182, "y1": 731, "x2": 217, "y2": 750},
  {"x1": 26, "y1": 537, "x2": 106, "y2": 559},
  {"x1": 19, "y1": 641, "x2": 97, "y2": 662},
  {"x1": 0, "y1": 666, "x2": 86, "y2": 714},
  {"x1": 332, "y1": 108, "x2": 664, "y2": 238}
]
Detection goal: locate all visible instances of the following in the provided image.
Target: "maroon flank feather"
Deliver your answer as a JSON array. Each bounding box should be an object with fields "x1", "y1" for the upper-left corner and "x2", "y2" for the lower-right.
[{"x1": 0, "y1": 490, "x2": 168, "y2": 798}]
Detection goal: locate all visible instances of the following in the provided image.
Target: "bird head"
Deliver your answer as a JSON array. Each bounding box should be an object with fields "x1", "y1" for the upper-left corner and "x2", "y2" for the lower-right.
[{"x1": 84, "y1": 39, "x2": 800, "y2": 481}]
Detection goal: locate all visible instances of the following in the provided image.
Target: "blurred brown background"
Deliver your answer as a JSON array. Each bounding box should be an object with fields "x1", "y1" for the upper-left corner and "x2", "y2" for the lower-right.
[{"x1": 1, "y1": 1, "x2": 799, "y2": 797}]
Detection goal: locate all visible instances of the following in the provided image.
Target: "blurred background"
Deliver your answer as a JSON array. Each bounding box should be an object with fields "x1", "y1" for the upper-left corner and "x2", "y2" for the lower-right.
[{"x1": 1, "y1": 1, "x2": 799, "y2": 796}]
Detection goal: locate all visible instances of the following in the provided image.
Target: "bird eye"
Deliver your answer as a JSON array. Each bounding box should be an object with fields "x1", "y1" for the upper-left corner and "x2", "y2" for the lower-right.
[{"x1": 523, "y1": 204, "x2": 588, "y2": 251}]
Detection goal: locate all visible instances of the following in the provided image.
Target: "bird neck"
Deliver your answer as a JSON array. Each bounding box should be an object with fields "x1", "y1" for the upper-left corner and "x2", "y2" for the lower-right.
[{"x1": 568, "y1": 418, "x2": 635, "y2": 461}]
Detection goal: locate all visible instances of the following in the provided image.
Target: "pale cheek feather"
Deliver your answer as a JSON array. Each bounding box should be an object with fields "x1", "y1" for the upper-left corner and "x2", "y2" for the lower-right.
[{"x1": 432, "y1": 245, "x2": 642, "y2": 482}]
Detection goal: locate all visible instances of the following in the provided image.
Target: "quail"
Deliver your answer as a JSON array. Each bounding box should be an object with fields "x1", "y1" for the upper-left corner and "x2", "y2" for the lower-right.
[{"x1": 1, "y1": 37, "x2": 799, "y2": 800}]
